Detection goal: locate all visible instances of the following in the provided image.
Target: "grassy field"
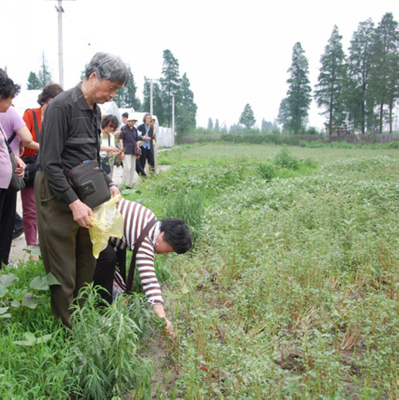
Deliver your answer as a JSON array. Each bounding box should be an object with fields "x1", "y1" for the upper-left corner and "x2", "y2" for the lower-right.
[{"x1": 1, "y1": 143, "x2": 398, "y2": 398}]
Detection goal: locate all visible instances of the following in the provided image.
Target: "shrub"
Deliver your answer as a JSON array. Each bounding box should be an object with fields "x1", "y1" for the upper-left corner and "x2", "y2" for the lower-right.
[
  {"x1": 387, "y1": 140, "x2": 399, "y2": 149},
  {"x1": 274, "y1": 147, "x2": 299, "y2": 170},
  {"x1": 257, "y1": 163, "x2": 276, "y2": 181}
]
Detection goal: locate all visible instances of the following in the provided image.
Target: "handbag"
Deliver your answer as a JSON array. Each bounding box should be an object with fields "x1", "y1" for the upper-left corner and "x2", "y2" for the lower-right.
[
  {"x1": 112, "y1": 218, "x2": 157, "y2": 298},
  {"x1": 130, "y1": 128, "x2": 142, "y2": 156},
  {"x1": 134, "y1": 145, "x2": 142, "y2": 156},
  {"x1": 21, "y1": 109, "x2": 41, "y2": 187},
  {"x1": 69, "y1": 160, "x2": 111, "y2": 209},
  {"x1": 1, "y1": 126, "x2": 25, "y2": 192},
  {"x1": 8, "y1": 150, "x2": 26, "y2": 192}
]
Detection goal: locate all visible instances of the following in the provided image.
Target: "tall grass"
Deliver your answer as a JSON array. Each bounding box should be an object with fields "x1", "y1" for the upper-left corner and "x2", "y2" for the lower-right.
[{"x1": 69, "y1": 285, "x2": 153, "y2": 399}]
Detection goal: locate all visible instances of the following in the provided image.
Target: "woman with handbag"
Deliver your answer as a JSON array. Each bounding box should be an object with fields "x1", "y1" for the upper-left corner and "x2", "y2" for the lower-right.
[
  {"x1": 0, "y1": 69, "x2": 26, "y2": 268},
  {"x1": 21, "y1": 84, "x2": 63, "y2": 255}
]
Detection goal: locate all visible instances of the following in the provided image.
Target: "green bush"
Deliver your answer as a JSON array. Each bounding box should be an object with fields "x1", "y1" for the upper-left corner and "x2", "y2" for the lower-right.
[
  {"x1": 274, "y1": 147, "x2": 299, "y2": 170},
  {"x1": 387, "y1": 140, "x2": 399, "y2": 149},
  {"x1": 257, "y1": 163, "x2": 276, "y2": 181}
]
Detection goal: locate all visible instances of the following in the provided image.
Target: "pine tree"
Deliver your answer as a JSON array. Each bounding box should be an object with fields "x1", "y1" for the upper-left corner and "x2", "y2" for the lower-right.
[
  {"x1": 113, "y1": 66, "x2": 140, "y2": 109},
  {"x1": 369, "y1": 12, "x2": 399, "y2": 134},
  {"x1": 176, "y1": 73, "x2": 197, "y2": 135},
  {"x1": 214, "y1": 119, "x2": 220, "y2": 132},
  {"x1": 261, "y1": 119, "x2": 273, "y2": 132},
  {"x1": 314, "y1": 25, "x2": 347, "y2": 135},
  {"x1": 27, "y1": 71, "x2": 42, "y2": 90},
  {"x1": 346, "y1": 19, "x2": 376, "y2": 133},
  {"x1": 277, "y1": 98, "x2": 290, "y2": 130},
  {"x1": 239, "y1": 103, "x2": 256, "y2": 130},
  {"x1": 124, "y1": 66, "x2": 140, "y2": 110},
  {"x1": 160, "y1": 49, "x2": 181, "y2": 127},
  {"x1": 37, "y1": 52, "x2": 52, "y2": 88},
  {"x1": 207, "y1": 118, "x2": 214, "y2": 130},
  {"x1": 286, "y1": 42, "x2": 312, "y2": 134}
]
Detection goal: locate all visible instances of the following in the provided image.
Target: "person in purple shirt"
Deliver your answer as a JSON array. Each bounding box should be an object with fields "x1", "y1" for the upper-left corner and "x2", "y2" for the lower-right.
[
  {"x1": 0, "y1": 69, "x2": 26, "y2": 267},
  {"x1": 0, "y1": 105, "x2": 39, "y2": 157}
]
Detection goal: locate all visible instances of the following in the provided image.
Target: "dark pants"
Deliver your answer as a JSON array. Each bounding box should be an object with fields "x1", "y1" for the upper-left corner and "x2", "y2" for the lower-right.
[
  {"x1": 93, "y1": 244, "x2": 126, "y2": 305},
  {"x1": 135, "y1": 158, "x2": 146, "y2": 176},
  {"x1": 139, "y1": 148, "x2": 154, "y2": 172},
  {"x1": 14, "y1": 211, "x2": 23, "y2": 230},
  {"x1": 34, "y1": 172, "x2": 96, "y2": 329},
  {"x1": 0, "y1": 188, "x2": 17, "y2": 267}
]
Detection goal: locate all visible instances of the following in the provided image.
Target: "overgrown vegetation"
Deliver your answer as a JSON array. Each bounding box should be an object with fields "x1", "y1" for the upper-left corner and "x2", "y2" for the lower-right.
[{"x1": 1, "y1": 144, "x2": 398, "y2": 398}]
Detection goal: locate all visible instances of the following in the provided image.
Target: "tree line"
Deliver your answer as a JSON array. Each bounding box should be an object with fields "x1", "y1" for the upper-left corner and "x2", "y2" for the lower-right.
[
  {"x1": 278, "y1": 12, "x2": 398, "y2": 135},
  {"x1": 25, "y1": 12, "x2": 398, "y2": 136},
  {"x1": 26, "y1": 49, "x2": 197, "y2": 136}
]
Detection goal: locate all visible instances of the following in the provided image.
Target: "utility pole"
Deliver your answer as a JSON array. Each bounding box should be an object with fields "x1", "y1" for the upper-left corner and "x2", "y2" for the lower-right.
[
  {"x1": 172, "y1": 95, "x2": 175, "y2": 145},
  {"x1": 56, "y1": 1, "x2": 64, "y2": 87},
  {"x1": 150, "y1": 80, "x2": 153, "y2": 116},
  {"x1": 49, "y1": 0, "x2": 74, "y2": 87}
]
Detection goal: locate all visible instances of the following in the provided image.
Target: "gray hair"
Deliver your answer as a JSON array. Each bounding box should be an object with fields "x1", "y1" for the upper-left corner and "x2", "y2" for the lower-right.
[{"x1": 84, "y1": 52, "x2": 129, "y2": 86}]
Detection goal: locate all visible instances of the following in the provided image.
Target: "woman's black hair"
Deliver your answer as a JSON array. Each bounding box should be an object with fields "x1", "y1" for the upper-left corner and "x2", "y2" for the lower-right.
[
  {"x1": 37, "y1": 83, "x2": 63, "y2": 106},
  {"x1": 143, "y1": 113, "x2": 152, "y2": 123},
  {"x1": 101, "y1": 114, "x2": 119, "y2": 129},
  {"x1": 0, "y1": 69, "x2": 21, "y2": 100},
  {"x1": 160, "y1": 218, "x2": 192, "y2": 254}
]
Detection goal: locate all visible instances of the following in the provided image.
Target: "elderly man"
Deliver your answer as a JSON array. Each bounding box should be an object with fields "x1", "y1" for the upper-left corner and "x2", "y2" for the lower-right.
[
  {"x1": 35, "y1": 52, "x2": 129, "y2": 328},
  {"x1": 93, "y1": 198, "x2": 192, "y2": 336}
]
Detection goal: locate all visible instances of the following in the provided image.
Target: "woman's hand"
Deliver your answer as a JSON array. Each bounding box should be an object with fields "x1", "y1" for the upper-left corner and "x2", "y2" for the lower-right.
[
  {"x1": 152, "y1": 303, "x2": 175, "y2": 339},
  {"x1": 107, "y1": 146, "x2": 120, "y2": 157},
  {"x1": 14, "y1": 155, "x2": 26, "y2": 177}
]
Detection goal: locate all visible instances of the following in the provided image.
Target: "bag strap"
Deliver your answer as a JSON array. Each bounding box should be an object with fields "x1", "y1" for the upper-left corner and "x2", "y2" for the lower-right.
[
  {"x1": 7, "y1": 131, "x2": 17, "y2": 145},
  {"x1": 1, "y1": 125, "x2": 14, "y2": 155},
  {"x1": 125, "y1": 218, "x2": 157, "y2": 294},
  {"x1": 28, "y1": 109, "x2": 40, "y2": 141}
]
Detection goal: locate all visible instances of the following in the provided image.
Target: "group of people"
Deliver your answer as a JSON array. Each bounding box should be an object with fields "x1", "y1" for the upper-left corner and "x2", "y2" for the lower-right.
[
  {"x1": 0, "y1": 52, "x2": 191, "y2": 336},
  {"x1": 99, "y1": 110, "x2": 156, "y2": 187}
]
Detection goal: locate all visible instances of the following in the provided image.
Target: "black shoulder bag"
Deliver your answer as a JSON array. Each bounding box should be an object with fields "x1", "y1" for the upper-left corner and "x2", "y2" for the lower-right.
[{"x1": 1, "y1": 126, "x2": 25, "y2": 192}]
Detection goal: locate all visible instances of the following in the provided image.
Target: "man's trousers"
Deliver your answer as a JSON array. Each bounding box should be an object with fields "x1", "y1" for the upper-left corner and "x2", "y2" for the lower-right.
[{"x1": 34, "y1": 172, "x2": 96, "y2": 329}]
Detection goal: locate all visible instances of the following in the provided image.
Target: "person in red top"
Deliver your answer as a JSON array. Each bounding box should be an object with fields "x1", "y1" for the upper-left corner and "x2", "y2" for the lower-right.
[{"x1": 21, "y1": 84, "x2": 63, "y2": 254}]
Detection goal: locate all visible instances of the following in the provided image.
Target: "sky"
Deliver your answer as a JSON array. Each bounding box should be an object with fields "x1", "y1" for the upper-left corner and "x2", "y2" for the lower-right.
[{"x1": 1, "y1": 0, "x2": 398, "y2": 130}]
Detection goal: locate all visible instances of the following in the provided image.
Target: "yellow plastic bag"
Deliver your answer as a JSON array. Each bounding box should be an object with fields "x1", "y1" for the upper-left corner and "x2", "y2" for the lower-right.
[{"x1": 88, "y1": 194, "x2": 124, "y2": 258}]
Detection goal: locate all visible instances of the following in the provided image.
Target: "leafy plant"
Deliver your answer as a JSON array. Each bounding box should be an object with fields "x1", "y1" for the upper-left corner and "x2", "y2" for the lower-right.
[
  {"x1": 274, "y1": 147, "x2": 299, "y2": 170},
  {"x1": 68, "y1": 285, "x2": 153, "y2": 399}
]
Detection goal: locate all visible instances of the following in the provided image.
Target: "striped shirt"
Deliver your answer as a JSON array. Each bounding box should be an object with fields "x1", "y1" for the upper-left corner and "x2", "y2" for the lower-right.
[{"x1": 110, "y1": 199, "x2": 163, "y2": 304}]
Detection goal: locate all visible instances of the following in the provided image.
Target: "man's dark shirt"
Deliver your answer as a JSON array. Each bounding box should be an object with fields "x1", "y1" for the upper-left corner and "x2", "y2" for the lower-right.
[
  {"x1": 119, "y1": 125, "x2": 138, "y2": 155},
  {"x1": 37, "y1": 82, "x2": 112, "y2": 206}
]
